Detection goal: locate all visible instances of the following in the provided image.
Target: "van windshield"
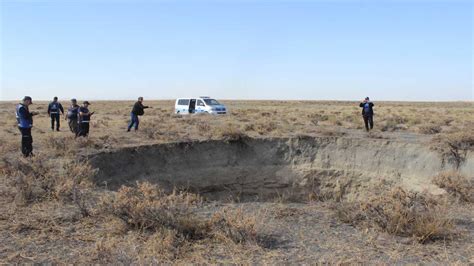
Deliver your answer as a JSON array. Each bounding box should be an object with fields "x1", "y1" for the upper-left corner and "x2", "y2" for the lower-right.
[{"x1": 203, "y1": 99, "x2": 220, "y2": 105}]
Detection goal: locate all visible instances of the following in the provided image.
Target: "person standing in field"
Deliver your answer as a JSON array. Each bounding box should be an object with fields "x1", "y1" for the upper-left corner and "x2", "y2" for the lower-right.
[
  {"x1": 127, "y1": 97, "x2": 150, "y2": 132},
  {"x1": 66, "y1": 98, "x2": 80, "y2": 134},
  {"x1": 47, "y1": 96, "x2": 64, "y2": 131},
  {"x1": 360, "y1": 97, "x2": 375, "y2": 131},
  {"x1": 77, "y1": 101, "x2": 94, "y2": 137},
  {"x1": 16, "y1": 96, "x2": 39, "y2": 157}
]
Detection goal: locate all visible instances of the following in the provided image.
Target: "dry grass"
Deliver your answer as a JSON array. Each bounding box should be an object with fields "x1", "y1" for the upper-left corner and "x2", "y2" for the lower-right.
[
  {"x1": 102, "y1": 182, "x2": 259, "y2": 243},
  {"x1": 0, "y1": 100, "x2": 472, "y2": 263},
  {"x1": 431, "y1": 131, "x2": 474, "y2": 167},
  {"x1": 333, "y1": 187, "x2": 454, "y2": 243},
  {"x1": 1, "y1": 100, "x2": 472, "y2": 149},
  {"x1": 208, "y1": 207, "x2": 258, "y2": 244},
  {"x1": 91, "y1": 229, "x2": 189, "y2": 263},
  {"x1": 215, "y1": 123, "x2": 247, "y2": 141},
  {"x1": 101, "y1": 182, "x2": 205, "y2": 237},
  {"x1": 0, "y1": 156, "x2": 96, "y2": 221},
  {"x1": 418, "y1": 124, "x2": 442, "y2": 135},
  {"x1": 90, "y1": 182, "x2": 261, "y2": 262},
  {"x1": 433, "y1": 171, "x2": 474, "y2": 203}
]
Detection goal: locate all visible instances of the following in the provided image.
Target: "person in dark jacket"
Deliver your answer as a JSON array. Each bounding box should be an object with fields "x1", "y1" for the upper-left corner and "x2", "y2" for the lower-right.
[
  {"x1": 127, "y1": 97, "x2": 150, "y2": 131},
  {"x1": 359, "y1": 97, "x2": 375, "y2": 131},
  {"x1": 66, "y1": 98, "x2": 80, "y2": 134},
  {"x1": 77, "y1": 101, "x2": 94, "y2": 137},
  {"x1": 16, "y1": 96, "x2": 39, "y2": 157},
  {"x1": 47, "y1": 96, "x2": 64, "y2": 131}
]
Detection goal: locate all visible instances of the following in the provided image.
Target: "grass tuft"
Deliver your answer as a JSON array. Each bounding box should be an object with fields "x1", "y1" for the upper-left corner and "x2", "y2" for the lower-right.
[
  {"x1": 433, "y1": 171, "x2": 473, "y2": 203},
  {"x1": 431, "y1": 132, "x2": 474, "y2": 167},
  {"x1": 208, "y1": 207, "x2": 258, "y2": 244},
  {"x1": 103, "y1": 182, "x2": 206, "y2": 238},
  {"x1": 333, "y1": 187, "x2": 454, "y2": 243}
]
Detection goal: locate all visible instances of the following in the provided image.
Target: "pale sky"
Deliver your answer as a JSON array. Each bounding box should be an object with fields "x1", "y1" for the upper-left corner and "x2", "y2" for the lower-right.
[{"x1": 1, "y1": 0, "x2": 473, "y2": 101}]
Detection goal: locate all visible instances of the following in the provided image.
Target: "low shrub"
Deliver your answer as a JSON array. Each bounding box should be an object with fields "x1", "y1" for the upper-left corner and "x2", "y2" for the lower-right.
[
  {"x1": 431, "y1": 132, "x2": 474, "y2": 167},
  {"x1": 433, "y1": 171, "x2": 473, "y2": 203},
  {"x1": 2, "y1": 156, "x2": 96, "y2": 206},
  {"x1": 45, "y1": 135, "x2": 71, "y2": 153},
  {"x1": 105, "y1": 182, "x2": 204, "y2": 236},
  {"x1": 75, "y1": 137, "x2": 104, "y2": 149},
  {"x1": 93, "y1": 228, "x2": 187, "y2": 263},
  {"x1": 55, "y1": 160, "x2": 97, "y2": 206},
  {"x1": 333, "y1": 187, "x2": 453, "y2": 243},
  {"x1": 197, "y1": 122, "x2": 211, "y2": 133},
  {"x1": 418, "y1": 124, "x2": 442, "y2": 135},
  {"x1": 381, "y1": 120, "x2": 407, "y2": 132},
  {"x1": 141, "y1": 126, "x2": 161, "y2": 139},
  {"x1": 141, "y1": 229, "x2": 186, "y2": 261},
  {"x1": 208, "y1": 207, "x2": 257, "y2": 244},
  {"x1": 255, "y1": 121, "x2": 278, "y2": 135},
  {"x1": 215, "y1": 124, "x2": 246, "y2": 141},
  {"x1": 102, "y1": 182, "x2": 260, "y2": 245}
]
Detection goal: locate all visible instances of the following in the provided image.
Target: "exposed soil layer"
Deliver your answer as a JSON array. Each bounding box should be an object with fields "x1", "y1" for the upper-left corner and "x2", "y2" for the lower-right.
[{"x1": 90, "y1": 136, "x2": 473, "y2": 201}]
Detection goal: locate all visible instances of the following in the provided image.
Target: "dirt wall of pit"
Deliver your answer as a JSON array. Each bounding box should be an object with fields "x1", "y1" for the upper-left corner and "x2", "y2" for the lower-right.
[{"x1": 89, "y1": 136, "x2": 473, "y2": 201}]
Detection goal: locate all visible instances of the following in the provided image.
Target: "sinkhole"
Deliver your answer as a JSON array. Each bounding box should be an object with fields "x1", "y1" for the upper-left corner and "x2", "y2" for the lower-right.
[{"x1": 89, "y1": 136, "x2": 473, "y2": 202}]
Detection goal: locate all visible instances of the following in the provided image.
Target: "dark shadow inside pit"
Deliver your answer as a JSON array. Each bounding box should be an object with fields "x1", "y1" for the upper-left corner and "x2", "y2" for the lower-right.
[
  {"x1": 91, "y1": 137, "x2": 307, "y2": 201},
  {"x1": 89, "y1": 136, "x2": 456, "y2": 202}
]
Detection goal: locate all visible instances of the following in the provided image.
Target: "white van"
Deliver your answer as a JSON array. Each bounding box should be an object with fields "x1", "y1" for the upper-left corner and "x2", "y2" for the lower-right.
[{"x1": 175, "y1": 97, "x2": 227, "y2": 115}]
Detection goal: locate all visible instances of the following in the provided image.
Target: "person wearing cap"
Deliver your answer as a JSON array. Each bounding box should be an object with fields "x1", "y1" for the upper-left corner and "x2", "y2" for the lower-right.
[
  {"x1": 77, "y1": 101, "x2": 94, "y2": 137},
  {"x1": 15, "y1": 96, "x2": 39, "y2": 157},
  {"x1": 66, "y1": 98, "x2": 80, "y2": 134},
  {"x1": 127, "y1": 96, "x2": 150, "y2": 132},
  {"x1": 47, "y1": 96, "x2": 64, "y2": 131},
  {"x1": 359, "y1": 97, "x2": 375, "y2": 131}
]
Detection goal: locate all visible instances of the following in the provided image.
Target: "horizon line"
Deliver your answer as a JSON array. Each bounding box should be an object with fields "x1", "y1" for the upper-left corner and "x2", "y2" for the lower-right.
[{"x1": 0, "y1": 98, "x2": 473, "y2": 103}]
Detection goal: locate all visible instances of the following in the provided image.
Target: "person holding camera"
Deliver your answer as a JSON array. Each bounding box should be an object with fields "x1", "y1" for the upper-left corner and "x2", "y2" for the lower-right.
[{"x1": 359, "y1": 97, "x2": 375, "y2": 132}]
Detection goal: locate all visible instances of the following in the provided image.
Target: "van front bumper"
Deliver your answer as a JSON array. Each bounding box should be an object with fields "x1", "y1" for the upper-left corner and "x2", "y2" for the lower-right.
[{"x1": 210, "y1": 111, "x2": 227, "y2": 115}]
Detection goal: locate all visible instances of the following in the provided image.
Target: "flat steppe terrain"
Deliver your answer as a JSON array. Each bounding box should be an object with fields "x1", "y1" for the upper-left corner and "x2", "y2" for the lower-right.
[{"x1": 0, "y1": 100, "x2": 473, "y2": 263}]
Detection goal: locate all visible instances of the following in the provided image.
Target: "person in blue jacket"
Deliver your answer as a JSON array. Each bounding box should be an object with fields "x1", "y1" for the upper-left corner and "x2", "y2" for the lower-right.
[
  {"x1": 359, "y1": 97, "x2": 375, "y2": 131},
  {"x1": 77, "y1": 101, "x2": 94, "y2": 137},
  {"x1": 47, "y1": 96, "x2": 64, "y2": 131},
  {"x1": 16, "y1": 96, "x2": 39, "y2": 157}
]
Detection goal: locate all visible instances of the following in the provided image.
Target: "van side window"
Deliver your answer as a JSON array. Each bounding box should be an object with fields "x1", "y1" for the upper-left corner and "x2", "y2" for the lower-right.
[
  {"x1": 197, "y1": 100, "x2": 205, "y2": 106},
  {"x1": 178, "y1": 99, "x2": 190, "y2": 105}
]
